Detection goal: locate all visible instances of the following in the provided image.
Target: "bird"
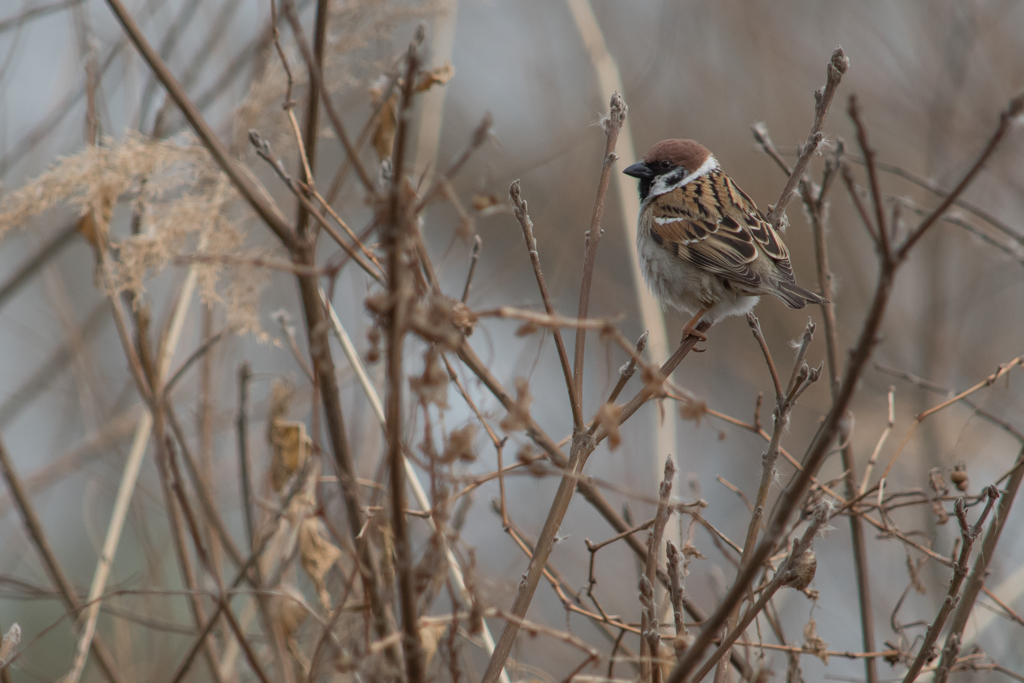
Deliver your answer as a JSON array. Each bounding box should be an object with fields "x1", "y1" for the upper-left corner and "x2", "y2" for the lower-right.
[{"x1": 623, "y1": 139, "x2": 827, "y2": 342}]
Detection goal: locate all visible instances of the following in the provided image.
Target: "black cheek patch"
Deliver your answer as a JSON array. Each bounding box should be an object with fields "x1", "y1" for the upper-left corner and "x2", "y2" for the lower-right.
[{"x1": 666, "y1": 169, "x2": 687, "y2": 185}]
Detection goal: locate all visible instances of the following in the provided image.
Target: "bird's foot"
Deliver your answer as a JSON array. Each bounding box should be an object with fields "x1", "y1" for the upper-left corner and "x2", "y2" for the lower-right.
[{"x1": 681, "y1": 324, "x2": 708, "y2": 343}]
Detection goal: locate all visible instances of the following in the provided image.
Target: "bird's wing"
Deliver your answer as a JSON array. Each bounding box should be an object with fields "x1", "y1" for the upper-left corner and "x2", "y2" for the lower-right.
[
  {"x1": 647, "y1": 173, "x2": 798, "y2": 287},
  {"x1": 722, "y1": 176, "x2": 795, "y2": 281},
  {"x1": 648, "y1": 177, "x2": 762, "y2": 287}
]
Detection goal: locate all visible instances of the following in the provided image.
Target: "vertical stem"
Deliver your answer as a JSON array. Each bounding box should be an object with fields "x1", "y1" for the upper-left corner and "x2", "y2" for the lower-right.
[
  {"x1": 572, "y1": 93, "x2": 626, "y2": 417},
  {"x1": 236, "y1": 362, "x2": 255, "y2": 549},
  {"x1": 294, "y1": 0, "x2": 329, "y2": 238},
  {"x1": 806, "y1": 178, "x2": 878, "y2": 683},
  {"x1": 933, "y1": 446, "x2": 1024, "y2": 679},
  {"x1": 383, "y1": 42, "x2": 426, "y2": 683}
]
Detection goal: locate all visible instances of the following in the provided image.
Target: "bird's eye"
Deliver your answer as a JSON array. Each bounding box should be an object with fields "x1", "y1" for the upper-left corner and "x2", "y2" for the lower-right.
[{"x1": 659, "y1": 160, "x2": 672, "y2": 170}]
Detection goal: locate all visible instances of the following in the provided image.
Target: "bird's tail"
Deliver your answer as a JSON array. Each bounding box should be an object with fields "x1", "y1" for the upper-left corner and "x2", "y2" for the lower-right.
[{"x1": 776, "y1": 281, "x2": 829, "y2": 309}]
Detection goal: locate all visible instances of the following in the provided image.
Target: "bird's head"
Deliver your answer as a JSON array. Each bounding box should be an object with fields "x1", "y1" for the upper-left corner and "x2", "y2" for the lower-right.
[{"x1": 623, "y1": 139, "x2": 717, "y2": 201}]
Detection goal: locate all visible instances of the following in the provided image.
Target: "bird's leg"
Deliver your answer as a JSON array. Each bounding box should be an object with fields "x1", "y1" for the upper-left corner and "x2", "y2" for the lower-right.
[{"x1": 681, "y1": 307, "x2": 709, "y2": 343}]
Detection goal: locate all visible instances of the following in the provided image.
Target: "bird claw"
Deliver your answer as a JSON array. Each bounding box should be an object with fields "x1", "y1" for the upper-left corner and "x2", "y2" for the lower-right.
[
  {"x1": 692, "y1": 345, "x2": 706, "y2": 353},
  {"x1": 681, "y1": 327, "x2": 708, "y2": 343}
]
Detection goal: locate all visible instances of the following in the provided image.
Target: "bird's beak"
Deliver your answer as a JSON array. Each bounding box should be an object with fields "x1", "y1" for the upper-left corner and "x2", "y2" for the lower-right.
[{"x1": 623, "y1": 161, "x2": 653, "y2": 179}]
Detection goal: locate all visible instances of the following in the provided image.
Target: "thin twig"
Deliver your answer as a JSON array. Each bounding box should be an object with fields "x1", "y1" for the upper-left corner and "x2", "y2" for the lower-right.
[
  {"x1": 0, "y1": 436, "x2": 126, "y2": 683},
  {"x1": 641, "y1": 457, "x2": 675, "y2": 683},
  {"x1": 933, "y1": 445, "x2": 1024, "y2": 683},
  {"x1": 509, "y1": 180, "x2": 584, "y2": 430},
  {"x1": 461, "y1": 235, "x2": 482, "y2": 303},
  {"x1": 848, "y1": 94, "x2": 891, "y2": 259},
  {"x1": 665, "y1": 90, "x2": 1022, "y2": 683},
  {"x1": 319, "y1": 289, "x2": 511, "y2": 683},
  {"x1": 690, "y1": 502, "x2": 834, "y2": 683},
  {"x1": 765, "y1": 47, "x2": 847, "y2": 228},
  {"x1": 481, "y1": 322, "x2": 709, "y2": 683},
  {"x1": 102, "y1": 0, "x2": 296, "y2": 247},
  {"x1": 897, "y1": 92, "x2": 1024, "y2": 260},
  {"x1": 281, "y1": 0, "x2": 378, "y2": 197},
  {"x1": 293, "y1": 0, "x2": 330, "y2": 238},
  {"x1": 248, "y1": 130, "x2": 384, "y2": 282},
  {"x1": 902, "y1": 487, "x2": 999, "y2": 683},
  {"x1": 573, "y1": 92, "x2": 627, "y2": 418}
]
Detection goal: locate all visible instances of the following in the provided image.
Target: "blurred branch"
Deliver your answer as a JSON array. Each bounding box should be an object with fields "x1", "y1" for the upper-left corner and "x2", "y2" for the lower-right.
[
  {"x1": 0, "y1": 302, "x2": 106, "y2": 429},
  {"x1": 0, "y1": 224, "x2": 77, "y2": 312},
  {"x1": 382, "y1": 39, "x2": 426, "y2": 683},
  {"x1": 153, "y1": 435, "x2": 225, "y2": 683},
  {"x1": 846, "y1": 155, "x2": 1024, "y2": 246},
  {"x1": 281, "y1": 0, "x2": 378, "y2": 198},
  {"x1": 0, "y1": 436, "x2": 126, "y2": 683},
  {"x1": 102, "y1": 0, "x2": 297, "y2": 248},
  {"x1": 897, "y1": 93, "x2": 1024, "y2": 260},
  {"x1": 293, "y1": 0, "x2": 330, "y2": 238}
]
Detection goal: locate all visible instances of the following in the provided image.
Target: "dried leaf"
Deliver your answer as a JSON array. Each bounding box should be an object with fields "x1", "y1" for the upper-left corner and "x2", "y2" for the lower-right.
[
  {"x1": 500, "y1": 378, "x2": 532, "y2": 433},
  {"x1": 409, "y1": 294, "x2": 475, "y2": 347},
  {"x1": 682, "y1": 543, "x2": 705, "y2": 560},
  {"x1": 785, "y1": 550, "x2": 817, "y2": 590},
  {"x1": 373, "y1": 94, "x2": 398, "y2": 161},
  {"x1": 678, "y1": 397, "x2": 707, "y2": 425},
  {"x1": 596, "y1": 402, "x2": 623, "y2": 450},
  {"x1": 642, "y1": 364, "x2": 666, "y2": 398},
  {"x1": 298, "y1": 517, "x2": 342, "y2": 611},
  {"x1": 471, "y1": 193, "x2": 500, "y2": 211},
  {"x1": 415, "y1": 62, "x2": 455, "y2": 92},
  {"x1": 0, "y1": 623, "x2": 20, "y2": 667},
  {"x1": 410, "y1": 346, "x2": 449, "y2": 408},
  {"x1": 420, "y1": 621, "x2": 449, "y2": 668},
  {"x1": 442, "y1": 423, "x2": 478, "y2": 463},
  {"x1": 269, "y1": 420, "x2": 311, "y2": 492},
  {"x1": 273, "y1": 584, "x2": 308, "y2": 639},
  {"x1": 802, "y1": 618, "x2": 828, "y2": 664}
]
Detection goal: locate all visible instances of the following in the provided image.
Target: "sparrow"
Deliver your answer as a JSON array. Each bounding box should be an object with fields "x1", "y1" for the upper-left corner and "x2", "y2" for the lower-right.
[{"x1": 624, "y1": 139, "x2": 827, "y2": 341}]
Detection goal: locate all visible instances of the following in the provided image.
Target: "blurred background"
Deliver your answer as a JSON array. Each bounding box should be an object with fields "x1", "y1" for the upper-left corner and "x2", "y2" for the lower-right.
[{"x1": 0, "y1": 0, "x2": 1022, "y2": 680}]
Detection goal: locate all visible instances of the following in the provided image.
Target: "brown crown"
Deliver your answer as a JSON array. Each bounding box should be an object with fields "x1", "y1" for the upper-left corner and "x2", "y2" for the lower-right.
[{"x1": 642, "y1": 139, "x2": 711, "y2": 172}]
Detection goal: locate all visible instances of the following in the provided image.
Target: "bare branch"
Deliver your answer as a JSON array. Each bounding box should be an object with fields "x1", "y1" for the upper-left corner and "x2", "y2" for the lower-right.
[{"x1": 765, "y1": 47, "x2": 847, "y2": 227}]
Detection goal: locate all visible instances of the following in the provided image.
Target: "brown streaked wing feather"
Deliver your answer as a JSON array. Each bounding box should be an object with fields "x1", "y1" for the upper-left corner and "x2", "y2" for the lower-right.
[
  {"x1": 722, "y1": 175, "x2": 796, "y2": 281},
  {"x1": 648, "y1": 183, "x2": 762, "y2": 287}
]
